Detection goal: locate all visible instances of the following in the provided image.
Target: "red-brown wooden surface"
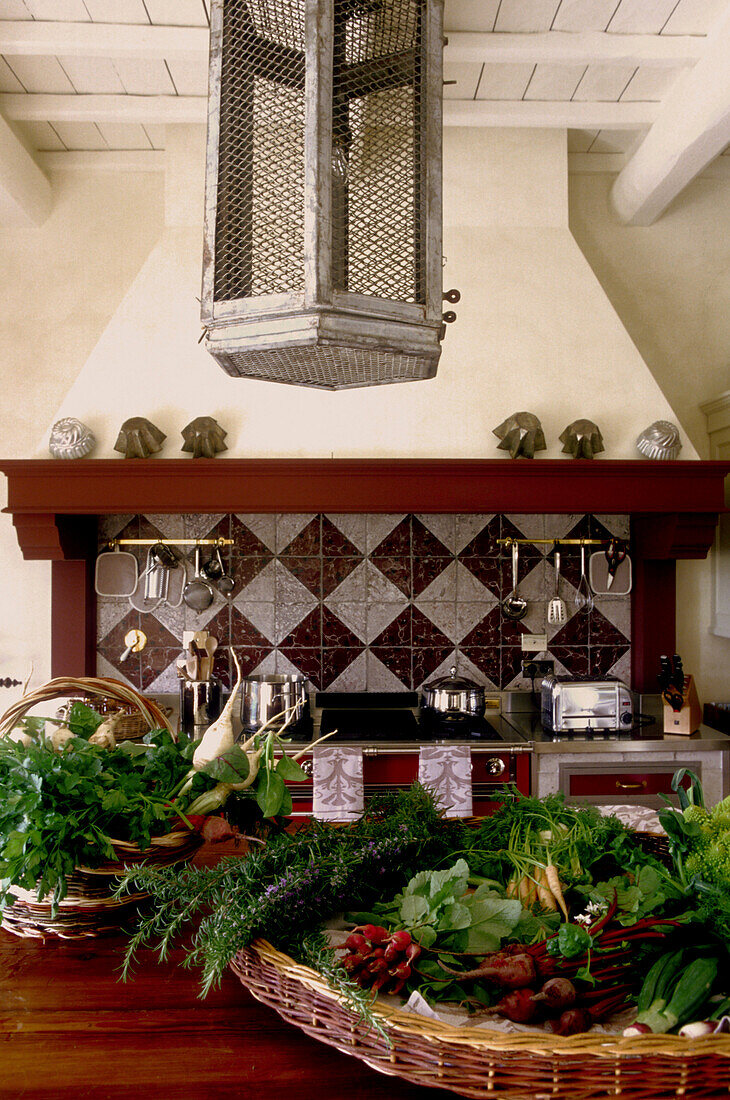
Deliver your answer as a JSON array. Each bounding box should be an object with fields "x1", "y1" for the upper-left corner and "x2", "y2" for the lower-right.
[{"x1": 0, "y1": 841, "x2": 451, "y2": 1100}]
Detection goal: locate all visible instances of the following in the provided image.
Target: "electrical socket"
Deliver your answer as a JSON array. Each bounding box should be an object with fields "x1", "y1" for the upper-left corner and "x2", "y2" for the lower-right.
[{"x1": 521, "y1": 658, "x2": 554, "y2": 679}]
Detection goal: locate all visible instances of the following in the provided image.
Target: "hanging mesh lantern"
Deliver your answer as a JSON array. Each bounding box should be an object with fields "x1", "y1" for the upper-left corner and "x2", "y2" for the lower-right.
[{"x1": 201, "y1": 0, "x2": 447, "y2": 390}]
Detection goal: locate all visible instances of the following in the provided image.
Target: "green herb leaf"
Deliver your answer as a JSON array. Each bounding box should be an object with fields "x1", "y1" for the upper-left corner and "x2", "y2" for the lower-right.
[
  {"x1": 255, "y1": 770, "x2": 287, "y2": 818},
  {"x1": 66, "y1": 702, "x2": 104, "y2": 740},
  {"x1": 199, "y1": 745, "x2": 251, "y2": 785},
  {"x1": 276, "y1": 754, "x2": 308, "y2": 782}
]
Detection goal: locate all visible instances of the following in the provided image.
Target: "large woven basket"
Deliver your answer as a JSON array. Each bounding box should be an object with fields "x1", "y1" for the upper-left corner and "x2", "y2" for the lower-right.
[
  {"x1": 0, "y1": 677, "x2": 201, "y2": 940},
  {"x1": 231, "y1": 939, "x2": 730, "y2": 1100}
]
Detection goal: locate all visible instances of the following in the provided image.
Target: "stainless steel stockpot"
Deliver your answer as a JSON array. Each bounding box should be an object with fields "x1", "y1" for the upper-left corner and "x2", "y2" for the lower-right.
[
  {"x1": 421, "y1": 665, "x2": 486, "y2": 718},
  {"x1": 240, "y1": 674, "x2": 308, "y2": 732}
]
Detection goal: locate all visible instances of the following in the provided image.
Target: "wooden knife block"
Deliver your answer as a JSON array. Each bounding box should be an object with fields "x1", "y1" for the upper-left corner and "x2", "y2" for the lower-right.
[{"x1": 663, "y1": 675, "x2": 702, "y2": 735}]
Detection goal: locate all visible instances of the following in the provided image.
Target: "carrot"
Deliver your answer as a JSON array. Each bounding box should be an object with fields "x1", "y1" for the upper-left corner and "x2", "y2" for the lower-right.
[{"x1": 545, "y1": 863, "x2": 569, "y2": 919}]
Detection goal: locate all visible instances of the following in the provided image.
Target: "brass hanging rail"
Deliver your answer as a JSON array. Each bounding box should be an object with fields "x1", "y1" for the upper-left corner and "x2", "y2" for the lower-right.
[
  {"x1": 106, "y1": 538, "x2": 234, "y2": 548},
  {"x1": 497, "y1": 538, "x2": 610, "y2": 546}
]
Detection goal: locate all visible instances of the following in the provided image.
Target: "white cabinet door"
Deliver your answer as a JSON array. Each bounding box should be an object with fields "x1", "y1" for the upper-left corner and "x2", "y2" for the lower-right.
[{"x1": 701, "y1": 391, "x2": 730, "y2": 637}]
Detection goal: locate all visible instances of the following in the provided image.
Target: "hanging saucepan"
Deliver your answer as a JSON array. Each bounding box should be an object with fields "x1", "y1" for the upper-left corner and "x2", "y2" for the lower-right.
[{"x1": 421, "y1": 666, "x2": 485, "y2": 719}]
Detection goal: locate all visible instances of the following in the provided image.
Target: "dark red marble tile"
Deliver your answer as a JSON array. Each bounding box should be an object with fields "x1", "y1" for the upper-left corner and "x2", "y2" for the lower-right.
[
  {"x1": 98, "y1": 606, "x2": 141, "y2": 650},
  {"x1": 371, "y1": 646, "x2": 412, "y2": 688},
  {"x1": 137, "y1": 515, "x2": 167, "y2": 544},
  {"x1": 212, "y1": 646, "x2": 233, "y2": 686},
  {"x1": 459, "y1": 515, "x2": 501, "y2": 558},
  {"x1": 458, "y1": 646, "x2": 500, "y2": 687},
  {"x1": 142, "y1": 615, "x2": 183, "y2": 649},
  {"x1": 225, "y1": 553, "x2": 273, "y2": 600},
  {"x1": 369, "y1": 555, "x2": 411, "y2": 598},
  {"x1": 589, "y1": 645, "x2": 630, "y2": 678},
  {"x1": 411, "y1": 607, "x2": 451, "y2": 648},
  {"x1": 589, "y1": 607, "x2": 630, "y2": 646},
  {"x1": 279, "y1": 647, "x2": 322, "y2": 688},
  {"x1": 412, "y1": 557, "x2": 451, "y2": 598},
  {"x1": 229, "y1": 645, "x2": 275, "y2": 683},
  {"x1": 545, "y1": 516, "x2": 592, "y2": 588},
  {"x1": 500, "y1": 646, "x2": 525, "y2": 688},
  {"x1": 371, "y1": 607, "x2": 411, "y2": 648},
  {"x1": 589, "y1": 515, "x2": 618, "y2": 541},
  {"x1": 201, "y1": 515, "x2": 231, "y2": 544},
  {"x1": 499, "y1": 613, "x2": 528, "y2": 647},
  {"x1": 279, "y1": 607, "x2": 322, "y2": 648},
  {"x1": 371, "y1": 517, "x2": 411, "y2": 557},
  {"x1": 460, "y1": 606, "x2": 501, "y2": 648},
  {"x1": 549, "y1": 646, "x2": 590, "y2": 677},
  {"x1": 321, "y1": 607, "x2": 363, "y2": 648},
  {"x1": 281, "y1": 517, "x2": 321, "y2": 556},
  {"x1": 140, "y1": 647, "x2": 181, "y2": 691},
  {"x1": 230, "y1": 514, "x2": 272, "y2": 556},
  {"x1": 458, "y1": 556, "x2": 501, "y2": 597},
  {"x1": 230, "y1": 607, "x2": 272, "y2": 648},
  {"x1": 279, "y1": 556, "x2": 322, "y2": 597},
  {"x1": 412, "y1": 517, "x2": 451, "y2": 557},
  {"x1": 321, "y1": 646, "x2": 365, "y2": 688},
  {"x1": 551, "y1": 607, "x2": 591, "y2": 647},
  {"x1": 321, "y1": 516, "x2": 362, "y2": 557},
  {"x1": 203, "y1": 603, "x2": 232, "y2": 647},
  {"x1": 412, "y1": 647, "x2": 453, "y2": 689},
  {"x1": 322, "y1": 556, "x2": 361, "y2": 597}
]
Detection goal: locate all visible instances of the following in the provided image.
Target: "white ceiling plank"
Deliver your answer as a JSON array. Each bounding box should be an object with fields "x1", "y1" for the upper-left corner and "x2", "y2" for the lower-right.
[
  {"x1": 552, "y1": 1, "x2": 624, "y2": 31},
  {"x1": 144, "y1": 0, "x2": 208, "y2": 25},
  {"x1": 445, "y1": 31, "x2": 704, "y2": 65},
  {"x1": 52, "y1": 121, "x2": 107, "y2": 150},
  {"x1": 589, "y1": 127, "x2": 644, "y2": 151},
  {"x1": 37, "y1": 148, "x2": 164, "y2": 171},
  {"x1": 96, "y1": 121, "x2": 152, "y2": 149},
  {"x1": 662, "y1": 0, "x2": 729, "y2": 34},
  {"x1": 112, "y1": 57, "x2": 175, "y2": 95},
  {"x1": 0, "y1": 22, "x2": 207, "y2": 58},
  {"x1": 495, "y1": 0, "x2": 563, "y2": 32},
  {"x1": 0, "y1": 54, "x2": 24, "y2": 90},
  {"x1": 445, "y1": 97, "x2": 658, "y2": 126},
  {"x1": 474, "y1": 63, "x2": 535, "y2": 100},
  {"x1": 611, "y1": 3, "x2": 730, "y2": 222},
  {"x1": 567, "y1": 127, "x2": 600, "y2": 150},
  {"x1": 570, "y1": 151, "x2": 626, "y2": 170},
  {"x1": 166, "y1": 57, "x2": 207, "y2": 97},
  {"x1": 607, "y1": 0, "x2": 683, "y2": 32},
  {"x1": 3, "y1": 55, "x2": 75, "y2": 93},
  {"x1": 0, "y1": 91, "x2": 208, "y2": 123},
  {"x1": 619, "y1": 64, "x2": 681, "y2": 99},
  {"x1": 443, "y1": 60, "x2": 482, "y2": 99},
  {"x1": 523, "y1": 62, "x2": 586, "y2": 99},
  {"x1": 143, "y1": 122, "x2": 165, "y2": 147},
  {"x1": 0, "y1": 1, "x2": 33, "y2": 18},
  {"x1": 83, "y1": 0, "x2": 150, "y2": 22},
  {"x1": 17, "y1": 118, "x2": 65, "y2": 150},
  {"x1": 572, "y1": 62, "x2": 637, "y2": 99},
  {"x1": 55, "y1": 55, "x2": 124, "y2": 93},
  {"x1": 443, "y1": 0, "x2": 500, "y2": 32},
  {"x1": 24, "y1": 0, "x2": 89, "y2": 18},
  {"x1": 0, "y1": 106, "x2": 51, "y2": 225}
]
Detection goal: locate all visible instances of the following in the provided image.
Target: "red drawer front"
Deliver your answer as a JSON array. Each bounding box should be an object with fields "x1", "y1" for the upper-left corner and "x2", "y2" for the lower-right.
[{"x1": 568, "y1": 770, "x2": 690, "y2": 798}]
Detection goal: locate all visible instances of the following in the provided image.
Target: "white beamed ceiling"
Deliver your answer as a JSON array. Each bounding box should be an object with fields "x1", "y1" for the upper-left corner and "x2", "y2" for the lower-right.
[{"x1": 0, "y1": 0, "x2": 729, "y2": 182}]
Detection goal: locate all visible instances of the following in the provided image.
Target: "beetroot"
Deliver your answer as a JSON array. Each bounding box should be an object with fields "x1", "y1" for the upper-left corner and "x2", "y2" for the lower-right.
[
  {"x1": 439, "y1": 952, "x2": 537, "y2": 989},
  {"x1": 533, "y1": 978, "x2": 576, "y2": 1011}
]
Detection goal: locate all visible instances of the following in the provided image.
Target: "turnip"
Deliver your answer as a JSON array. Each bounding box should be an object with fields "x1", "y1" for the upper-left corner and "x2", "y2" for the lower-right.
[{"x1": 193, "y1": 650, "x2": 243, "y2": 770}]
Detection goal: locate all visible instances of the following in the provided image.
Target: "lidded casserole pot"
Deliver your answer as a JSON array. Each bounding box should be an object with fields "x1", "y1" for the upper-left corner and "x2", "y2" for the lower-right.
[{"x1": 421, "y1": 666, "x2": 486, "y2": 719}]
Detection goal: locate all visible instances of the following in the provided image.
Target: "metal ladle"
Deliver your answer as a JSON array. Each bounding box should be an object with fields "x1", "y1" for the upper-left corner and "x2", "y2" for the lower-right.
[
  {"x1": 182, "y1": 546, "x2": 214, "y2": 612},
  {"x1": 502, "y1": 541, "x2": 528, "y2": 621},
  {"x1": 202, "y1": 545, "x2": 234, "y2": 596}
]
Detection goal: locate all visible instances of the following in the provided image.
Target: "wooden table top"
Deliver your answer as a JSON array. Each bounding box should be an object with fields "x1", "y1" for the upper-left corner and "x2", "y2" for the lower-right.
[{"x1": 0, "y1": 843, "x2": 449, "y2": 1100}]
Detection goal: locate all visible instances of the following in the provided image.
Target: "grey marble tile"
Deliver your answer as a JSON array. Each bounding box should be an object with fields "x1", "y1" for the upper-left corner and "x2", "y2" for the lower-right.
[
  {"x1": 415, "y1": 602, "x2": 459, "y2": 643},
  {"x1": 416, "y1": 560, "x2": 458, "y2": 602},
  {"x1": 325, "y1": 514, "x2": 368, "y2": 553}
]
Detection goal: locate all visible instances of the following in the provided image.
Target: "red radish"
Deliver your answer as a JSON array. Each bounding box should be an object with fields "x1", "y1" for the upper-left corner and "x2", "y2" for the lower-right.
[
  {"x1": 389, "y1": 930, "x2": 412, "y2": 951},
  {"x1": 357, "y1": 924, "x2": 390, "y2": 944},
  {"x1": 439, "y1": 952, "x2": 537, "y2": 989},
  {"x1": 344, "y1": 933, "x2": 369, "y2": 953},
  {"x1": 405, "y1": 943, "x2": 421, "y2": 963},
  {"x1": 391, "y1": 962, "x2": 412, "y2": 980}
]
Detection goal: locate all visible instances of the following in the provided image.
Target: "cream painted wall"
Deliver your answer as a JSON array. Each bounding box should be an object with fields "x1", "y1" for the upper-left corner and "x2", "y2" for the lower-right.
[
  {"x1": 570, "y1": 171, "x2": 730, "y2": 704},
  {"x1": 0, "y1": 169, "x2": 163, "y2": 695}
]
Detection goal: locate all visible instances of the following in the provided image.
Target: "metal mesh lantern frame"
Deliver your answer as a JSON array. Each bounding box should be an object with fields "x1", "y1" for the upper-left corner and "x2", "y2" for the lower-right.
[{"x1": 201, "y1": 0, "x2": 445, "y2": 390}]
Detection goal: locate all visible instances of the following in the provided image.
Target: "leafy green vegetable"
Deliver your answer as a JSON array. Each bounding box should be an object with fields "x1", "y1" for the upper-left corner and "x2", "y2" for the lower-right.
[{"x1": 548, "y1": 922, "x2": 592, "y2": 960}]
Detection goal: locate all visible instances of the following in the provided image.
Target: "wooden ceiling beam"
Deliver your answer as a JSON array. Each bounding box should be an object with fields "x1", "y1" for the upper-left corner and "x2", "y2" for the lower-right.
[
  {"x1": 0, "y1": 92, "x2": 658, "y2": 130},
  {"x1": 0, "y1": 20, "x2": 704, "y2": 68},
  {"x1": 0, "y1": 109, "x2": 51, "y2": 226},
  {"x1": 611, "y1": 5, "x2": 730, "y2": 225}
]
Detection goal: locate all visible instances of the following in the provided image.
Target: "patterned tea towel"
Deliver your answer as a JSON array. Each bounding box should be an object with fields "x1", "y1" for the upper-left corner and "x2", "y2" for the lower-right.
[
  {"x1": 312, "y1": 745, "x2": 364, "y2": 822},
  {"x1": 418, "y1": 745, "x2": 473, "y2": 818}
]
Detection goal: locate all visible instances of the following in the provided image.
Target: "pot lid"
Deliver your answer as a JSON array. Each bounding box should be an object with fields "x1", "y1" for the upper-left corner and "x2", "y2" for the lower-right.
[{"x1": 423, "y1": 666, "x2": 482, "y2": 693}]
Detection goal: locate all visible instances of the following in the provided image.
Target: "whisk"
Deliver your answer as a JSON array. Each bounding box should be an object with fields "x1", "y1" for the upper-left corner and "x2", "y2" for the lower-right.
[{"x1": 574, "y1": 545, "x2": 594, "y2": 612}]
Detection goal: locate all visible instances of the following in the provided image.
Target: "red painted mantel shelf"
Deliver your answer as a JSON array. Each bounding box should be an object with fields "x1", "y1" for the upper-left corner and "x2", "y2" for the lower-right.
[{"x1": 0, "y1": 458, "x2": 728, "y2": 691}]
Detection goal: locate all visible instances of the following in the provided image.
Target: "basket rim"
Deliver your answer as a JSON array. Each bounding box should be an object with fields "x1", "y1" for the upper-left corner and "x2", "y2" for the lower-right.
[{"x1": 241, "y1": 938, "x2": 730, "y2": 1060}]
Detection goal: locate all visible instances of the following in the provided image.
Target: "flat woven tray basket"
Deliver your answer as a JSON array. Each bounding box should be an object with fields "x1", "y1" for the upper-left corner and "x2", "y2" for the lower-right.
[
  {"x1": 0, "y1": 676, "x2": 201, "y2": 940},
  {"x1": 231, "y1": 938, "x2": 730, "y2": 1100}
]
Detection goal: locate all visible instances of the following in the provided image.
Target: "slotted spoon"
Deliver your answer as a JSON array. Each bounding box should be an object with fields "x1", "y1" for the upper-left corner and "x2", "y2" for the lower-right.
[{"x1": 548, "y1": 548, "x2": 567, "y2": 625}]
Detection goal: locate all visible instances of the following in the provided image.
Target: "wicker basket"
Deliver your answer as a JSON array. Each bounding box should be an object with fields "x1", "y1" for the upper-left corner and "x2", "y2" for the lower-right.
[
  {"x1": 231, "y1": 939, "x2": 730, "y2": 1100},
  {"x1": 0, "y1": 677, "x2": 200, "y2": 940}
]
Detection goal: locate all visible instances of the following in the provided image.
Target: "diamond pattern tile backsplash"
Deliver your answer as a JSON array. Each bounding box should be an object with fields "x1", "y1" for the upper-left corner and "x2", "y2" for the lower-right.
[{"x1": 96, "y1": 512, "x2": 631, "y2": 694}]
